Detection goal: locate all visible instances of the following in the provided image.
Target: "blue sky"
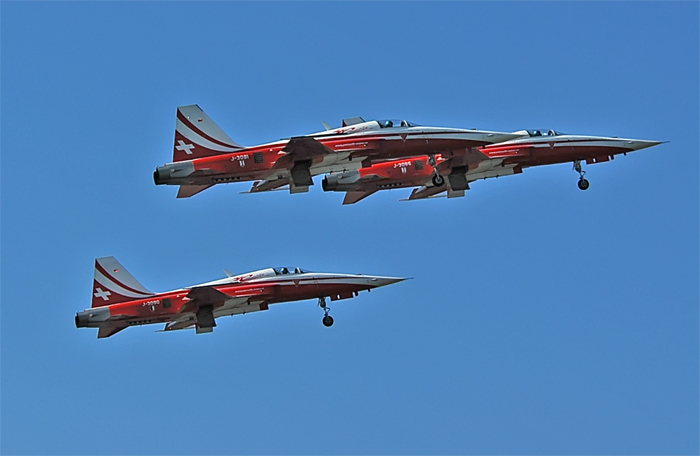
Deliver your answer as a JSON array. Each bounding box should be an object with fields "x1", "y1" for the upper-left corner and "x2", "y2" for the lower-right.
[{"x1": 1, "y1": 2, "x2": 698, "y2": 455}]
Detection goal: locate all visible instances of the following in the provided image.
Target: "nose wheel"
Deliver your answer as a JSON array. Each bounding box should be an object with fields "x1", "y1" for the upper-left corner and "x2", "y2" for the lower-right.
[
  {"x1": 573, "y1": 160, "x2": 590, "y2": 191},
  {"x1": 318, "y1": 297, "x2": 334, "y2": 327},
  {"x1": 428, "y1": 154, "x2": 445, "y2": 187}
]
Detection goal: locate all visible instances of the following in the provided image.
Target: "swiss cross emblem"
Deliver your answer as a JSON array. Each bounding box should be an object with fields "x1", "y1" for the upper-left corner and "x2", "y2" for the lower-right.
[
  {"x1": 176, "y1": 140, "x2": 195, "y2": 155},
  {"x1": 94, "y1": 287, "x2": 111, "y2": 301}
]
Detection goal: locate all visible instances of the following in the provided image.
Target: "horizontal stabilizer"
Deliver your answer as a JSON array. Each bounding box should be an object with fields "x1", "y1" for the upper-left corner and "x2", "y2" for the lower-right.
[
  {"x1": 97, "y1": 324, "x2": 128, "y2": 339},
  {"x1": 343, "y1": 190, "x2": 377, "y2": 205},
  {"x1": 177, "y1": 184, "x2": 213, "y2": 198}
]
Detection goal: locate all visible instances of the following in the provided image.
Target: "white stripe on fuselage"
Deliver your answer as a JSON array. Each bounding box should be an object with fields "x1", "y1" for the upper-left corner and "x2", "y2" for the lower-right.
[{"x1": 496, "y1": 135, "x2": 636, "y2": 149}]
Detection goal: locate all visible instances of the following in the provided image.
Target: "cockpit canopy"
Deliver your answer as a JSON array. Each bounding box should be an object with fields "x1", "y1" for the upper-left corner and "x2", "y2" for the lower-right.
[
  {"x1": 227, "y1": 266, "x2": 310, "y2": 283},
  {"x1": 376, "y1": 119, "x2": 420, "y2": 128},
  {"x1": 528, "y1": 129, "x2": 565, "y2": 137},
  {"x1": 341, "y1": 117, "x2": 419, "y2": 130},
  {"x1": 273, "y1": 267, "x2": 309, "y2": 275}
]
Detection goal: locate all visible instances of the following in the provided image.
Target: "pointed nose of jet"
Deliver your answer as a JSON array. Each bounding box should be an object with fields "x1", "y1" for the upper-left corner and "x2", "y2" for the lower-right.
[
  {"x1": 368, "y1": 276, "x2": 409, "y2": 288},
  {"x1": 623, "y1": 139, "x2": 665, "y2": 151}
]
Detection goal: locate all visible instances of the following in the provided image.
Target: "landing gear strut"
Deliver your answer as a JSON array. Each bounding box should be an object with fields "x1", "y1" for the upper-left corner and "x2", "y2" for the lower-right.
[
  {"x1": 428, "y1": 154, "x2": 445, "y2": 187},
  {"x1": 574, "y1": 160, "x2": 590, "y2": 191},
  {"x1": 318, "y1": 297, "x2": 334, "y2": 327}
]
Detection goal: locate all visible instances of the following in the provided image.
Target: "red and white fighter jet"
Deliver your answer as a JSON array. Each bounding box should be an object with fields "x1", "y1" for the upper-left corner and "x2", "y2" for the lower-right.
[
  {"x1": 153, "y1": 105, "x2": 523, "y2": 198},
  {"x1": 322, "y1": 129, "x2": 664, "y2": 203},
  {"x1": 75, "y1": 257, "x2": 406, "y2": 338}
]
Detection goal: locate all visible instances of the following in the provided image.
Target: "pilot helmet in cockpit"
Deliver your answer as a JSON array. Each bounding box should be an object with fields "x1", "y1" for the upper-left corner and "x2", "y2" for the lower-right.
[{"x1": 383, "y1": 120, "x2": 393, "y2": 128}]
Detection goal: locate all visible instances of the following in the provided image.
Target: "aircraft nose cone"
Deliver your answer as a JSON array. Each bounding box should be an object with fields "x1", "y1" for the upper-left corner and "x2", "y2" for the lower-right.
[
  {"x1": 369, "y1": 276, "x2": 408, "y2": 287},
  {"x1": 624, "y1": 139, "x2": 665, "y2": 151}
]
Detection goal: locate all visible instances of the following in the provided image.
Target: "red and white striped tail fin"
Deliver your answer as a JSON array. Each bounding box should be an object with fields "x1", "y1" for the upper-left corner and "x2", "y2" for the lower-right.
[
  {"x1": 92, "y1": 257, "x2": 155, "y2": 308},
  {"x1": 173, "y1": 104, "x2": 244, "y2": 162}
]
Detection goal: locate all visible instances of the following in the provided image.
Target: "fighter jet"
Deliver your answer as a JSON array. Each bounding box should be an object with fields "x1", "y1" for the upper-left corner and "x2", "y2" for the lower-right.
[
  {"x1": 153, "y1": 105, "x2": 523, "y2": 198},
  {"x1": 321, "y1": 129, "x2": 664, "y2": 203},
  {"x1": 75, "y1": 257, "x2": 406, "y2": 338}
]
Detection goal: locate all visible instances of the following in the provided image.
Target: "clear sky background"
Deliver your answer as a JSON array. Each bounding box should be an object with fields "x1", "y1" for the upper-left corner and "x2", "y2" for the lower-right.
[{"x1": 1, "y1": 2, "x2": 698, "y2": 455}]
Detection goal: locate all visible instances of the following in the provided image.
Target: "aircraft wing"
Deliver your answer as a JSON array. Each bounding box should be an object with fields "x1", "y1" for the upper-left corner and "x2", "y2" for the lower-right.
[
  {"x1": 403, "y1": 185, "x2": 447, "y2": 201},
  {"x1": 163, "y1": 287, "x2": 269, "y2": 333},
  {"x1": 98, "y1": 324, "x2": 128, "y2": 339},
  {"x1": 272, "y1": 137, "x2": 335, "y2": 170},
  {"x1": 162, "y1": 315, "x2": 197, "y2": 332},
  {"x1": 244, "y1": 179, "x2": 290, "y2": 193},
  {"x1": 175, "y1": 286, "x2": 233, "y2": 315},
  {"x1": 185, "y1": 285, "x2": 273, "y2": 307},
  {"x1": 186, "y1": 286, "x2": 232, "y2": 304}
]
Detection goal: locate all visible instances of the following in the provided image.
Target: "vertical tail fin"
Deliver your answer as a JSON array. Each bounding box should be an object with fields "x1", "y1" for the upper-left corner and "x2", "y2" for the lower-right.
[
  {"x1": 173, "y1": 105, "x2": 244, "y2": 162},
  {"x1": 92, "y1": 257, "x2": 154, "y2": 308}
]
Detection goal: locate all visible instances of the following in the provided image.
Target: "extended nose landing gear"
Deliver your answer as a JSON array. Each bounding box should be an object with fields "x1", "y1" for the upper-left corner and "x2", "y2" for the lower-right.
[
  {"x1": 318, "y1": 297, "x2": 334, "y2": 327},
  {"x1": 428, "y1": 154, "x2": 445, "y2": 187},
  {"x1": 573, "y1": 160, "x2": 590, "y2": 190}
]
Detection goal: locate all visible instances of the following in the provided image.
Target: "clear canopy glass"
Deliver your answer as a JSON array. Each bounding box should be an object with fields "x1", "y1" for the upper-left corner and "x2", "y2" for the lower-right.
[
  {"x1": 376, "y1": 119, "x2": 420, "y2": 128},
  {"x1": 273, "y1": 267, "x2": 309, "y2": 275},
  {"x1": 528, "y1": 129, "x2": 565, "y2": 137}
]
